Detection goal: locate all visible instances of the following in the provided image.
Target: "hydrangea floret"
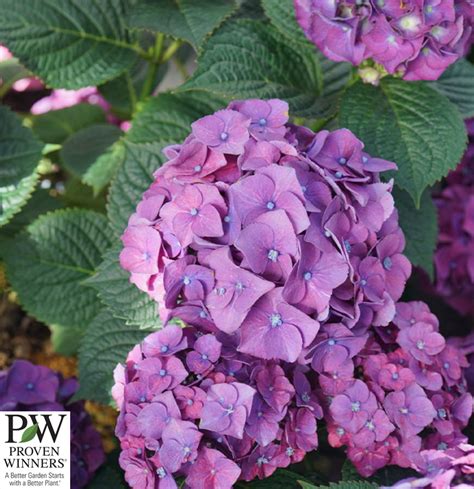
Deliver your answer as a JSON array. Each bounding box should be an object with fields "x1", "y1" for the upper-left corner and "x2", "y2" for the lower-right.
[
  {"x1": 0, "y1": 360, "x2": 105, "y2": 489},
  {"x1": 294, "y1": 0, "x2": 474, "y2": 80},
  {"x1": 117, "y1": 98, "x2": 472, "y2": 488},
  {"x1": 432, "y1": 120, "x2": 474, "y2": 317}
]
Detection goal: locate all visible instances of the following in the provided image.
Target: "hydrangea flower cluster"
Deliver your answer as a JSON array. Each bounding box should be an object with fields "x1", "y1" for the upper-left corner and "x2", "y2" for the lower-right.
[
  {"x1": 432, "y1": 120, "x2": 474, "y2": 317},
  {"x1": 294, "y1": 0, "x2": 474, "y2": 80},
  {"x1": 117, "y1": 99, "x2": 472, "y2": 487},
  {"x1": 0, "y1": 360, "x2": 105, "y2": 489},
  {"x1": 113, "y1": 325, "x2": 320, "y2": 488}
]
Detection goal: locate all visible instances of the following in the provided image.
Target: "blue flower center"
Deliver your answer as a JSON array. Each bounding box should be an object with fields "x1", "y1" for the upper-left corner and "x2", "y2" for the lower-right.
[
  {"x1": 160, "y1": 345, "x2": 169, "y2": 353},
  {"x1": 335, "y1": 171, "x2": 343, "y2": 179},
  {"x1": 26, "y1": 383, "x2": 34, "y2": 390},
  {"x1": 383, "y1": 256, "x2": 392, "y2": 270},
  {"x1": 438, "y1": 408, "x2": 447, "y2": 419},
  {"x1": 351, "y1": 401, "x2": 361, "y2": 412},
  {"x1": 201, "y1": 354, "x2": 208, "y2": 361},
  {"x1": 183, "y1": 276, "x2": 191, "y2": 285},
  {"x1": 360, "y1": 279, "x2": 367, "y2": 286},
  {"x1": 286, "y1": 447, "x2": 295, "y2": 456},
  {"x1": 258, "y1": 118, "x2": 267, "y2": 127},
  {"x1": 159, "y1": 369, "x2": 167, "y2": 377},
  {"x1": 416, "y1": 340, "x2": 425, "y2": 350},
  {"x1": 194, "y1": 165, "x2": 202, "y2": 173},
  {"x1": 157, "y1": 467, "x2": 167, "y2": 479},
  {"x1": 303, "y1": 271, "x2": 312, "y2": 281},
  {"x1": 270, "y1": 313, "x2": 283, "y2": 328},
  {"x1": 220, "y1": 132, "x2": 229, "y2": 141},
  {"x1": 190, "y1": 208, "x2": 199, "y2": 216},
  {"x1": 267, "y1": 249, "x2": 279, "y2": 262},
  {"x1": 224, "y1": 215, "x2": 231, "y2": 223},
  {"x1": 392, "y1": 372, "x2": 399, "y2": 380},
  {"x1": 328, "y1": 339, "x2": 336, "y2": 346},
  {"x1": 338, "y1": 157, "x2": 347, "y2": 165},
  {"x1": 344, "y1": 240, "x2": 352, "y2": 253},
  {"x1": 266, "y1": 201, "x2": 276, "y2": 210}
]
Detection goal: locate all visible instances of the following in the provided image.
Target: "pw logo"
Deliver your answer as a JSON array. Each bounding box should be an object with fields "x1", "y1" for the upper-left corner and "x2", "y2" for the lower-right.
[{"x1": 4, "y1": 413, "x2": 67, "y2": 444}]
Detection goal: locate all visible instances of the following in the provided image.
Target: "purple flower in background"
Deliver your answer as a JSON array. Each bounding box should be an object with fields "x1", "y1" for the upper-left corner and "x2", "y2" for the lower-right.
[
  {"x1": 231, "y1": 165, "x2": 309, "y2": 232},
  {"x1": 142, "y1": 325, "x2": 188, "y2": 357},
  {"x1": 239, "y1": 288, "x2": 319, "y2": 362},
  {"x1": 235, "y1": 210, "x2": 298, "y2": 282},
  {"x1": 159, "y1": 419, "x2": 202, "y2": 472},
  {"x1": 200, "y1": 382, "x2": 255, "y2": 439},
  {"x1": 186, "y1": 334, "x2": 222, "y2": 374},
  {"x1": 352, "y1": 410, "x2": 395, "y2": 448},
  {"x1": 120, "y1": 226, "x2": 162, "y2": 275},
  {"x1": 191, "y1": 109, "x2": 250, "y2": 154},
  {"x1": 284, "y1": 239, "x2": 348, "y2": 315},
  {"x1": 229, "y1": 99, "x2": 289, "y2": 140},
  {"x1": 254, "y1": 363, "x2": 295, "y2": 414},
  {"x1": 186, "y1": 448, "x2": 241, "y2": 489},
  {"x1": 384, "y1": 384, "x2": 436, "y2": 436},
  {"x1": 205, "y1": 247, "x2": 274, "y2": 333},
  {"x1": 245, "y1": 395, "x2": 284, "y2": 446},
  {"x1": 397, "y1": 322, "x2": 445, "y2": 364},
  {"x1": 330, "y1": 380, "x2": 378, "y2": 433},
  {"x1": 160, "y1": 183, "x2": 226, "y2": 247},
  {"x1": 284, "y1": 408, "x2": 318, "y2": 452},
  {"x1": 294, "y1": 0, "x2": 473, "y2": 80}
]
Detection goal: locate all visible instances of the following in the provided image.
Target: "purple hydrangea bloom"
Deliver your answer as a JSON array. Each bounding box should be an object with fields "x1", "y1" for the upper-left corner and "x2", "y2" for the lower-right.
[
  {"x1": 294, "y1": 0, "x2": 474, "y2": 80},
  {"x1": 0, "y1": 360, "x2": 104, "y2": 488},
  {"x1": 116, "y1": 99, "x2": 473, "y2": 485}
]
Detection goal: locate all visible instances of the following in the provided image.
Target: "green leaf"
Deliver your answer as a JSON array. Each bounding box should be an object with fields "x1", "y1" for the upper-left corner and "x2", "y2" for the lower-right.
[
  {"x1": 245, "y1": 470, "x2": 313, "y2": 488},
  {"x1": 262, "y1": 0, "x2": 309, "y2": 45},
  {"x1": 86, "y1": 244, "x2": 161, "y2": 329},
  {"x1": 83, "y1": 141, "x2": 126, "y2": 196},
  {"x1": 339, "y1": 77, "x2": 466, "y2": 205},
  {"x1": 0, "y1": 188, "x2": 62, "y2": 237},
  {"x1": 341, "y1": 460, "x2": 420, "y2": 486},
  {"x1": 60, "y1": 124, "x2": 123, "y2": 178},
  {"x1": 299, "y1": 483, "x2": 378, "y2": 489},
  {"x1": 31, "y1": 104, "x2": 106, "y2": 145},
  {"x1": 20, "y1": 423, "x2": 38, "y2": 443},
  {"x1": 0, "y1": 0, "x2": 138, "y2": 89},
  {"x1": 108, "y1": 141, "x2": 166, "y2": 236},
  {"x1": 0, "y1": 58, "x2": 31, "y2": 97},
  {"x1": 108, "y1": 91, "x2": 225, "y2": 235},
  {"x1": 431, "y1": 59, "x2": 474, "y2": 118},
  {"x1": 129, "y1": 0, "x2": 238, "y2": 49},
  {"x1": 50, "y1": 324, "x2": 83, "y2": 356},
  {"x1": 76, "y1": 310, "x2": 149, "y2": 404},
  {"x1": 0, "y1": 105, "x2": 43, "y2": 227},
  {"x1": 393, "y1": 187, "x2": 437, "y2": 280},
  {"x1": 182, "y1": 20, "x2": 346, "y2": 117},
  {"x1": 1, "y1": 209, "x2": 112, "y2": 329}
]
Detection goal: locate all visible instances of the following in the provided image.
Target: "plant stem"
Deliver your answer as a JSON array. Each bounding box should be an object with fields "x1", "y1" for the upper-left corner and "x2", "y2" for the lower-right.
[
  {"x1": 125, "y1": 71, "x2": 137, "y2": 114},
  {"x1": 140, "y1": 33, "x2": 165, "y2": 101},
  {"x1": 161, "y1": 40, "x2": 182, "y2": 63}
]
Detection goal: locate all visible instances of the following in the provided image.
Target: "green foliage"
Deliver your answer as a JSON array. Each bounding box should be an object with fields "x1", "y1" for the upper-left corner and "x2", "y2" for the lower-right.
[
  {"x1": 129, "y1": 0, "x2": 238, "y2": 50},
  {"x1": 60, "y1": 124, "x2": 123, "y2": 178},
  {"x1": 0, "y1": 105, "x2": 43, "y2": 227},
  {"x1": 393, "y1": 187, "x2": 438, "y2": 279},
  {"x1": 182, "y1": 20, "x2": 350, "y2": 117},
  {"x1": 431, "y1": 59, "x2": 474, "y2": 118},
  {"x1": 300, "y1": 482, "x2": 378, "y2": 489},
  {"x1": 1, "y1": 209, "x2": 112, "y2": 329},
  {"x1": 83, "y1": 141, "x2": 126, "y2": 196},
  {"x1": 0, "y1": 0, "x2": 138, "y2": 89},
  {"x1": 76, "y1": 310, "x2": 149, "y2": 404},
  {"x1": 0, "y1": 58, "x2": 30, "y2": 97},
  {"x1": 262, "y1": 0, "x2": 310, "y2": 45},
  {"x1": 50, "y1": 324, "x2": 84, "y2": 357},
  {"x1": 86, "y1": 244, "x2": 162, "y2": 329},
  {"x1": 0, "y1": 189, "x2": 62, "y2": 237},
  {"x1": 339, "y1": 77, "x2": 466, "y2": 205},
  {"x1": 243, "y1": 470, "x2": 314, "y2": 488},
  {"x1": 31, "y1": 104, "x2": 106, "y2": 145}
]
